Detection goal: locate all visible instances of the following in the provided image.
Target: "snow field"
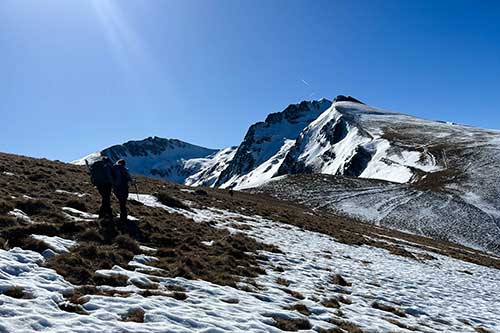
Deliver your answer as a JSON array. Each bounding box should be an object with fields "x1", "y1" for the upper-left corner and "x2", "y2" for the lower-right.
[{"x1": 0, "y1": 194, "x2": 498, "y2": 332}]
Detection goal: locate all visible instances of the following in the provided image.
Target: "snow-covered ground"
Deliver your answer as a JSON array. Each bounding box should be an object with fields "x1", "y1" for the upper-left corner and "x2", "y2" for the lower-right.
[
  {"x1": 1, "y1": 195, "x2": 498, "y2": 332},
  {"x1": 254, "y1": 174, "x2": 500, "y2": 254},
  {"x1": 8, "y1": 209, "x2": 32, "y2": 222}
]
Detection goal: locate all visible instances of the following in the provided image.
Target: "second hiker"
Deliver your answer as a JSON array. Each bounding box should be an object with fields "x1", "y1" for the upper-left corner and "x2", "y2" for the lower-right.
[
  {"x1": 112, "y1": 159, "x2": 133, "y2": 222},
  {"x1": 88, "y1": 156, "x2": 115, "y2": 219}
]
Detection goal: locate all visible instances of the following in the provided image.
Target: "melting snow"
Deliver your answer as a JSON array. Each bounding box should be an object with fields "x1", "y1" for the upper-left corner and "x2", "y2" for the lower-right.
[
  {"x1": 55, "y1": 189, "x2": 88, "y2": 198},
  {"x1": 0, "y1": 196, "x2": 498, "y2": 332},
  {"x1": 62, "y1": 207, "x2": 98, "y2": 221},
  {"x1": 8, "y1": 209, "x2": 32, "y2": 223},
  {"x1": 31, "y1": 235, "x2": 76, "y2": 253}
]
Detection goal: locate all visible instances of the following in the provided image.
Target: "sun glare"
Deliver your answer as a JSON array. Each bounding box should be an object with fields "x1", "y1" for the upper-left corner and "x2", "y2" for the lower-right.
[{"x1": 89, "y1": 0, "x2": 149, "y2": 70}]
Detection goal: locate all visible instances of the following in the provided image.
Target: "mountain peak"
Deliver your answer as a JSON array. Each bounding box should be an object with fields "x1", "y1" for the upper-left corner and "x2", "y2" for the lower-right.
[
  {"x1": 333, "y1": 95, "x2": 365, "y2": 104},
  {"x1": 264, "y1": 99, "x2": 332, "y2": 125}
]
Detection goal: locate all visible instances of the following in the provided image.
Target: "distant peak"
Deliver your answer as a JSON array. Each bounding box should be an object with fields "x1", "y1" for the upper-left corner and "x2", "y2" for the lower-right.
[
  {"x1": 333, "y1": 95, "x2": 365, "y2": 104},
  {"x1": 263, "y1": 99, "x2": 332, "y2": 125}
]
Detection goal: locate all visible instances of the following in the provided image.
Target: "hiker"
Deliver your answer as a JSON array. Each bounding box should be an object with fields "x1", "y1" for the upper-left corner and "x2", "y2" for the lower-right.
[
  {"x1": 88, "y1": 156, "x2": 114, "y2": 219},
  {"x1": 112, "y1": 159, "x2": 132, "y2": 222}
]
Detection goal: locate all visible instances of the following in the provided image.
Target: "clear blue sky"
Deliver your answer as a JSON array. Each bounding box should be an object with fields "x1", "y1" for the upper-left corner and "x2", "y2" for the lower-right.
[{"x1": 1, "y1": 0, "x2": 499, "y2": 161}]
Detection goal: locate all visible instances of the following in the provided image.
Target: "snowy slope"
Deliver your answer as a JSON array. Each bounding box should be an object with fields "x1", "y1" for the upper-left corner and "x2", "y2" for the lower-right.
[
  {"x1": 73, "y1": 137, "x2": 220, "y2": 184},
  {"x1": 253, "y1": 100, "x2": 500, "y2": 252},
  {"x1": 254, "y1": 174, "x2": 500, "y2": 254},
  {"x1": 184, "y1": 146, "x2": 237, "y2": 187},
  {"x1": 1, "y1": 194, "x2": 499, "y2": 333},
  {"x1": 277, "y1": 101, "x2": 443, "y2": 183}
]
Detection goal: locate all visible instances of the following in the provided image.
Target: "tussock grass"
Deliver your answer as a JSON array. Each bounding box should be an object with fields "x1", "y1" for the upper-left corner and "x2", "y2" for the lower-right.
[
  {"x1": 272, "y1": 316, "x2": 312, "y2": 331},
  {"x1": 155, "y1": 191, "x2": 189, "y2": 210}
]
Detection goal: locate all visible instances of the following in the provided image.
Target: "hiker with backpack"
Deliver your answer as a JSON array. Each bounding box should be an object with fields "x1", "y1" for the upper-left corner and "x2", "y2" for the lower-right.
[
  {"x1": 112, "y1": 159, "x2": 133, "y2": 222},
  {"x1": 87, "y1": 156, "x2": 114, "y2": 219}
]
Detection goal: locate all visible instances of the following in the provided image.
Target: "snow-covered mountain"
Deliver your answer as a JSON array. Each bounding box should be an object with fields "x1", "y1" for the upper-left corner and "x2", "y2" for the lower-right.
[
  {"x1": 251, "y1": 98, "x2": 500, "y2": 253},
  {"x1": 214, "y1": 98, "x2": 332, "y2": 189},
  {"x1": 74, "y1": 96, "x2": 500, "y2": 253},
  {"x1": 73, "y1": 137, "x2": 219, "y2": 184}
]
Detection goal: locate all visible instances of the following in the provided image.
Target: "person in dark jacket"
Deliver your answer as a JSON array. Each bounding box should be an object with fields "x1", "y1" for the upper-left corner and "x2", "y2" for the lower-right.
[
  {"x1": 89, "y1": 156, "x2": 114, "y2": 219},
  {"x1": 112, "y1": 159, "x2": 132, "y2": 222}
]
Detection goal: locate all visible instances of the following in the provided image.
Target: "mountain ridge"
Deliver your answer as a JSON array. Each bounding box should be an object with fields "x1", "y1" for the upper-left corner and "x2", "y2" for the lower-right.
[{"x1": 73, "y1": 96, "x2": 500, "y2": 253}]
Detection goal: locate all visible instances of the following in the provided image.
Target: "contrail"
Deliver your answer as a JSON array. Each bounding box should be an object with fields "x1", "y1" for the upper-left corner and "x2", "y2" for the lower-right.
[{"x1": 301, "y1": 79, "x2": 310, "y2": 86}]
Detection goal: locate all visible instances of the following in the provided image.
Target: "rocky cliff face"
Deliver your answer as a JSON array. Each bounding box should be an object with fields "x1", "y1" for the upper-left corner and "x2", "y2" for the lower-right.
[{"x1": 214, "y1": 99, "x2": 332, "y2": 188}]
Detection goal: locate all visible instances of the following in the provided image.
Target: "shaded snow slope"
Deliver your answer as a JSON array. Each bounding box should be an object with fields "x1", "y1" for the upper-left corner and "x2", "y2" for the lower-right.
[
  {"x1": 1, "y1": 198, "x2": 499, "y2": 332},
  {"x1": 184, "y1": 146, "x2": 237, "y2": 187},
  {"x1": 253, "y1": 174, "x2": 500, "y2": 254},
  {"x1": 74, "y1": 137, "x2": 219, "y2": 183}
]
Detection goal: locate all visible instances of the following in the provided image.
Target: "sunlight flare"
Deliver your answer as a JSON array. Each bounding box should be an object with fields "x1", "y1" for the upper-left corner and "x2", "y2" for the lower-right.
[{"x1": 89, "y1": 0, "x2": 149, "y2": 70}]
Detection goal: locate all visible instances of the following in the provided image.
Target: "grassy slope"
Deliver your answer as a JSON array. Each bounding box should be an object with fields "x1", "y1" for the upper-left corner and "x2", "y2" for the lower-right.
[{"x1": 0, "y1": 151, "x2": 499, "y2": 294}]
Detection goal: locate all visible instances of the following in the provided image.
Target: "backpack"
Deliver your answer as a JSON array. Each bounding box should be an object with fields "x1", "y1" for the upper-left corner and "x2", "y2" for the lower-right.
[{"x1": 88, "y1": 158, "x2": 113, "y2": 186}]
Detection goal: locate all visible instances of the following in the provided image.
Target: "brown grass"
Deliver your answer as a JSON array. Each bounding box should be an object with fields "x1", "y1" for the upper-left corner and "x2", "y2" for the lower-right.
[
  {"x1": 1, "y1": 149, "x2": 500, "y2": 303},
  {"x1": 155, "y1": 191, "x2": 189, "y2": 210},
  {"x1": 331, "y1": 274, "x2": 352, "y2": 287},
  {"x1": 282, "y1": 288, "x2": 305, "y2": 300},
  {"x1": 328, "y1": 318, "x2": 364, "y2": 333},
  {"x1": 0, "y1": 152, "x2": 274, "y2": 290},
  {"x1": 1, "y1": 286, "x2": 33, "y2": 299},
  {"x1": 284, "y1": 303, "x2": 311, "y2": 316},
  {"x1": 276, "y1": 277, "x2": 291, "y2": 287},
  {"x1": 272, "y1": 317, "x2": 312, "y2": 331},
  {"x1": 372, "y1": 301, "x2": 407, "y2": 318},
  {"x1": 121, "y1": 308, "x2": 145, "y2": 323},
  {"x1": 385, "y1": 318, "x2": 417, "y2": 331},
  {"x1": 321, "y1": 298, "x2": 341, "y2": 308}
]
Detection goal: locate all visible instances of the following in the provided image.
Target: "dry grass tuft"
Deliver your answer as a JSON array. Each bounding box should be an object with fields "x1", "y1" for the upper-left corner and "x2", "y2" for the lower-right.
[
  {"x1": 272, "y1": 316, "x2": 312, "y2": 331},
  {"x1": 155, "y1": 191, "x2": 189, "y2": 210},
  {"x1": 282, "y1": 289, "x2": 305, "y2": 300},
  {"x1": 328, "y1": 317, "x2": 364, "y2": 332},
  {"x1": 121, "y1": 308, "x2": 145, "y2": 323},
  {"x1": 372, "y1": 301, "x2": 407, "y2": 318},
  {"x1": 321, "y1": 298, "x2": 341, "y2": 308},
  {"x1": 284, "y1": 303, "x2": 311, "y2": 316},
  {"x1": 331, "y1": 274, "x2": 352, "y2": 287},
  {"x1": 1, "y1": 286, "x2": 33, "y2": 299}
]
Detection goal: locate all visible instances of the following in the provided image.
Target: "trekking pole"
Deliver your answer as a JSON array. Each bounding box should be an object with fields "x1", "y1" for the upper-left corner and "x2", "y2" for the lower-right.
[{"x1": 84, "y1": 159, "x2": 91, "y2": 174}]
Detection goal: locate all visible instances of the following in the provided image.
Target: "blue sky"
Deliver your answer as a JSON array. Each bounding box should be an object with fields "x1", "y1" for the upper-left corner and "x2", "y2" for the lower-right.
[{"x1": 1, "y1": 0, "x2": 499, "y2": 161}]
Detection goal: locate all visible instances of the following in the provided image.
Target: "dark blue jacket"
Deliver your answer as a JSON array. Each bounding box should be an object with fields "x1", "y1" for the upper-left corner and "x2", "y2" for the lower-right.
[{"x1": 112, "y1": 164, "x2": 132, "y2": 192}]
